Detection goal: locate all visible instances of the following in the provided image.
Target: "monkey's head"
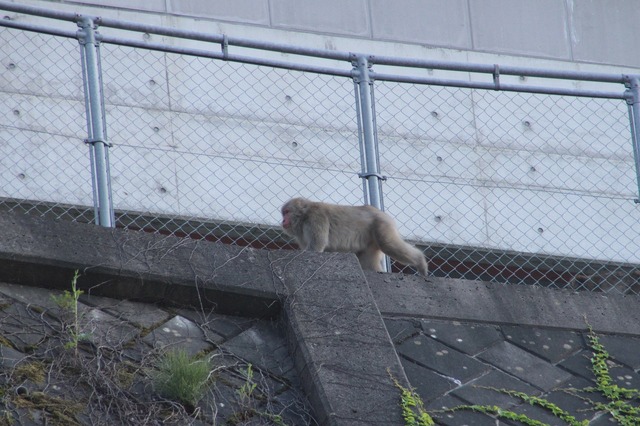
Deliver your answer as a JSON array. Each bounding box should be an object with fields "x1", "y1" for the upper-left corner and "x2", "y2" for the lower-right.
[{"x1": 281, "y1": 197, "x2": 310, "y2": 235}]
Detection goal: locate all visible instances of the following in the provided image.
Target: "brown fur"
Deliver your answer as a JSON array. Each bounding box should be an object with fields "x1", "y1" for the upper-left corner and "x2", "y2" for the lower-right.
[{"x1": 281, "y1": 197, "x2": 428, "y2": 275}]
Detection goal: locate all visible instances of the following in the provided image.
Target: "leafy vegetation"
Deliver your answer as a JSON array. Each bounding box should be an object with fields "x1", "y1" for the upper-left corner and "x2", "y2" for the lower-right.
[
  {"x1": 388, "y1": 369, "x2": 435, "y2": 426},
  {"x1": 393, "y1": 324, "x2": 640, "y2": 425},
  {"x1": 152, "y1": 349, "x2": 211, "y2": 406},
  {"x1": 50, "y1": 270, "x2": 89, "y2": 352}
]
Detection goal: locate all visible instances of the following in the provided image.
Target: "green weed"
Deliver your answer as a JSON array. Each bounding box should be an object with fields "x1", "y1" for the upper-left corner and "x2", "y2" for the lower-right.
[{"x1": 152, "y1": 349, "x2": 210, "y2": 406}]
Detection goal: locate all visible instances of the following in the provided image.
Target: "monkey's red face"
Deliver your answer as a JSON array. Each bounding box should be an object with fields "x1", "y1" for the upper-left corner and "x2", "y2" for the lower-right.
[
  {"x1": 282, "y1": 208, "x2": 292, "y2": 229},
  {"x1": 281, "y1": 198, "x2": 307, "y2": 233}
]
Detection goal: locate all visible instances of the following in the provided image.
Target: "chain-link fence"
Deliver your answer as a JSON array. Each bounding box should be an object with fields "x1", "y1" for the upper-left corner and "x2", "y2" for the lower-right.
[
  {"x1": 1, "y1": 3, "x2": 639, "y2": 295},
  {"x1": 101, "y1": 45, "x2": 362, "y2": 250},
  {"x1": 0, "y1": 26, "x2": 94, "y2": 222},
  {"x1": 375, "y1": 82, "x2": 637, "y2": 291}
]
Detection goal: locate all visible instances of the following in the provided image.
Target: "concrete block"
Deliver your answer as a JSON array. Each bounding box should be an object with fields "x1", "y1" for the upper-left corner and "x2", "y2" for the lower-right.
[
  {"x1": 65, "y1": 0, "x2": 166, "y2": 13},
  {"x1": 0, "y1": 92, "x2": 85, "y2": 139},
  {"x1": 0, "y1": 345, "x2": 26, "y2": 370},
  {"x1": 382, "y1": 180, "x2": 488, "y2": 246},
  {"x1": 485, "y1": 188, "x2": 640, "y2": 264},
  {"x1": 0, "y1": 281, "x2": 82, "y2": 311},
  {"x1": 609, "y1": 364, "x2": 640, "y2": 390},
  {"x1": 453, "y1": 370, "x2": 540, "y2": 407},
  {"x1": 273, "y1": 250, "x2": 408, "y2": 425},
  {"x1": 270, "y1": 0, "x2": 371, "y2": 37},
  {"x1": 544, "y1": 377, "x2": 607, "y2": 423},
  {"x1": 143, "y1": 315, "x2": 213, "y2": 356},
  {"x1": 177, "y1": 309, "x2": 256, "y2": 340},
  {"x1": 421, "y1": 319, "x2": 501, "y2": 356},
  {"x1": 168, "y1": 0, "x2": 270, "y2": 25},
  {"x1": 221, "y1": 321, "x2": 298, "y2": 382},
  {"x1": 375, "y1": 82, "x2": 476, "y2": 147},
  {"x1": 171, "y1": 151, "x2": 362, "y2": 223},
  {"x1": 478, "y1": 341, "x2": 572, "y2": 390},
  {"x1": 598, "y1": 334, "x2": 640, "y2": 370},
  {"x1": 100, "y1": 45, "x2": 170, "y2": 109},
  {"x1": 398, "y1": 334, "x2": 490, "y2": 383},
  {"x1": 167, "y1": 111, "x2": 360, "y2": 171},
  {"x1": 0, "y1": 128, "x2": 92, "y2": 207},
  {"x1": 502, "y1": 325, "x2": 585, "y2": 363},
  {"x1": 383, "y1": 317, "x2": 420, "y2": 344},
  {"x1": 0, "y1": 27, "x2": 82, "y2": 99},
  {"x1": 473, "y1": 91, "x2": 629, "y2": 158},
  {"x1": 109, "y1": 145, "x2": 181, "y2": 215},
  {"x1": 511, "y1": 392, "x2": 583, "y2": 424},
  {"x1": 80, "y1": 294, "x2": 172, "y2": 329},
  {"x1": 427, "y1": 394, "x2": 496, "y2": 425},
  {"x1": 0, "y1": 211, "x2": 281, "y2": 318},
  {"x1": 165, "y1": 57, "x2": 356, "y2": 133},
  {"x1": 370, "y1": 0, "x2": 471, "y2": 49},
  {"x1": 0, "y1": 303, "x2": 49, "y2": 352},
  {"x1": 558, "y1": 349, "x2": 597, "y2": 380},
  {"x1": 474, "y1": 147, "x2": 635, "y2": 197},
  {"x1": 570, "y1": 0, "x2": 640, "y2": 67},
  {"x1": 106, "y1": 106, "x2": 173, "y2": 150},
  {"x1": 84, "y1": 308, "x2": 141, "y2": 347},
  {"x1": 400, "y1": 358, "x2": 456, "y2": 403},
  {"x1": 366, "y1": 272, "x2": 640, "y2": 336},
  {"x1": 469, "y1": 0, "x2": 571, "y2": 59}
]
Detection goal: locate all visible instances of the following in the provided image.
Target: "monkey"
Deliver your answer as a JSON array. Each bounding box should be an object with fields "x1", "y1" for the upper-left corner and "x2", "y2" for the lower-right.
[{"x1": 281, "y1": 197, "x2": 428, "y2": 276}]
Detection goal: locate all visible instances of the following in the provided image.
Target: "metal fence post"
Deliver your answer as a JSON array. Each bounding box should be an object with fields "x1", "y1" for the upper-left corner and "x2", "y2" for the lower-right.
[
  {"x1": 77, "y1": 15, "x2": 114, "y2": 227},
  {"x1": 625, "y1": 75, "x2": 640, "y2": 203},
  {"x1": 353, "y1": 55, "x2": 385, "y2": 208},
  {"x1": 353, "y1": 54, "x2": 390, "y2": 271}
]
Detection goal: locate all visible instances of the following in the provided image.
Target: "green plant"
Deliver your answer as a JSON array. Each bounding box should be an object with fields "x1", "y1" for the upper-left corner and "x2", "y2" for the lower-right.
[
  {"x1": 388, "y1": 369, "x2": 434, "y2": 426},
  {"x1": 0, "y1": 408, "x2": 14, "y2": 425},
  {"x1": 152, "y1": 349, "x2": 210, "y2": 406},
  {"x1": 583, "y1": 325, "x2": 640, "y2": 425},
  {"x1": 50, "y1": 270, "x2": 83, "y2": 312},
  {"x1": 229, "y1": 363, "x2": 258, "y2": 423},
  {"x1": 14, "y1": 391, "x2": 83, "y2": 425},
  {"x1": 237, "y1": 363, "x2": 257, "y2": 403},
  {"x1": 50, "y1": 270, "x2": 88, "y2": 353},
  {"x1": 228, "y1": 363, "x2": 289, "y2": 425},
  {"x1": 455, "y1": 404, "x2": 550, "y2": 425},
  {"x1": 14, "y1": 362, "x2": 46, "y2": 385},
  {"x1": 392, "y1": 324, "x2": 640, "y2": 426},
  {"x1": 474, "y1": 388, "x2": 587, "y2": 426}
]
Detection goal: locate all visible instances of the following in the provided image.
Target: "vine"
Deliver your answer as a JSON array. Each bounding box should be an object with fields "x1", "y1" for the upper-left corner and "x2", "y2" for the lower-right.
[
  {"x1": 388, "y1": 369, "x2": 434, "y2": 426},
  {"x1": 392, "y1": 323, "x2": 640, "y2": 425}
]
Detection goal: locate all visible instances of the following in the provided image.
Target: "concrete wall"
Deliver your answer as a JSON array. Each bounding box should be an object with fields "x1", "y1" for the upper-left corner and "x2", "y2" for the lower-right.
[
  {"x1": 56, "y1": 0, "x2": 640, "y2": 68},
  {"x1": 1, "y1": 0, "x2": 640, "y2": 267}
]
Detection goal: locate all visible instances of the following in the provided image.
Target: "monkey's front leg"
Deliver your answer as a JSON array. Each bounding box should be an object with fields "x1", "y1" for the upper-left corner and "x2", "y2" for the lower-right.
[
  {"x1": 303, "y1": 223, "x2": 329, "y2": 252},
  {"x1": 306, "y1": 235, "x2": 328, "y2": 252}
]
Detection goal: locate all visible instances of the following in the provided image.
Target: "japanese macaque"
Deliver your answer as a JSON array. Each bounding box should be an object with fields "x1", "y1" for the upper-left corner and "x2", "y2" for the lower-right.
[{"x1": 281, "y1": 197, "x2": 428, "y2": 276}]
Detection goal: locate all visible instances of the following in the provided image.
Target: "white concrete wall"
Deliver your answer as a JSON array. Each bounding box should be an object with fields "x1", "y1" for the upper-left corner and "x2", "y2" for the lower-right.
[
  {"x1": 1, "y1": 0, "x2": 640, "y2": 266},
  {"x1": 55, "y1": 0, "x2": 640, "y2": 68}
]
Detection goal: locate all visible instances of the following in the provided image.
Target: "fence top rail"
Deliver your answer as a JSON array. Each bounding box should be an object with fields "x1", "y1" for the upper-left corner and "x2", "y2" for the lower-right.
[
  {"x1": 370, "y1": 71, "x2": 627, "y2": 100},
  {"x1": 370, "y1": 56, "x2": 628, "y2": 84},
  {"x1": 0, "y1": 0, "x2": 637, "y2": 90}
]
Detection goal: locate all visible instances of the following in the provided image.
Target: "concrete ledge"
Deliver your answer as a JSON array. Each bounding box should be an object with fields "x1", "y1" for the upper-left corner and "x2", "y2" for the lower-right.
[
  {"x1": 272, "y1": 251, "x2": 408, "y2": 425},
  {"x1": 366, "y1": 272, "x2": 640, "y2": 336},
  {"x1": 0, "y1": 211, "x2": 281, "y2": 318},
  {"x1": 0, "y1": 212, "x2": 407, "y2": 426},
  {"x1": 4, "y1": 211, "x2": 638, "y2": 425}
]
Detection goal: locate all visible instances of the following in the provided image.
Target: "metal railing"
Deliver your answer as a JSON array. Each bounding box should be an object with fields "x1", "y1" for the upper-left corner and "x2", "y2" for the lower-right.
[{"x1": 1, "y1": 1, "x2": 639, "y2": 294}]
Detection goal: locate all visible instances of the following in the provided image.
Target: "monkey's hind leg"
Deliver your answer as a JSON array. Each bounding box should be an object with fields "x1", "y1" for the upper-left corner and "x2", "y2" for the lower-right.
[
  {"x1": 357, "y1": 247, "x2": 385, "y2": 272},
  {"x1": 374, "y1": 221, "x2": 429, "y2": 276}
]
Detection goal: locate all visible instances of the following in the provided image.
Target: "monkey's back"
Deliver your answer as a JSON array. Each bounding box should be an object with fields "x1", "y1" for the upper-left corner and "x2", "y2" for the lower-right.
[{"x1": 322, "y1": 204, "x2": 389, "y2": 253}]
